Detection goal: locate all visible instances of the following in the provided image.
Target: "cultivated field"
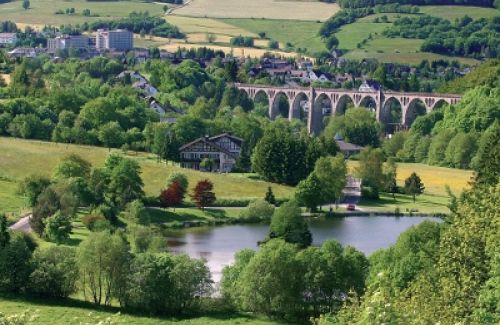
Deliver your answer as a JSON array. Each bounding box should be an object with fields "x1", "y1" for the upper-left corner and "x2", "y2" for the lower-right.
[
  {"x1": 0, "y1": 137, "x2": 294, "y2": 214},
  {"x1": 159, "y1": 42, "x2": 304, "y2": 58},
  {"x1": 172, "y1": 0, "x2": 339, "y2": 21},
  {"x1": 0, "y1": 0, "x2": 167, "y2": 25}
]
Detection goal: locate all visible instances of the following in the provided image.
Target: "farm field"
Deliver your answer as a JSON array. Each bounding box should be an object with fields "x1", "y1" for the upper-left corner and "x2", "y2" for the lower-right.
[
  {"x1": 0, "y1": 0, "x2": 167, "y2": 25},
  {"x1": 159, "y1": 42, "x2": 303, "y2": 58},
  {"x1": 0, "y1": 137, "x2": 294, "y2": 214},
  {"x1": 172, "y1": 0, "x2": 339, "y2": 21},
  {"x1": 221, "y1": 18, "x2": 326, "y2": 54},
  {"x1": 0, "y1": 297, "x2": 282, "y2": 325}
]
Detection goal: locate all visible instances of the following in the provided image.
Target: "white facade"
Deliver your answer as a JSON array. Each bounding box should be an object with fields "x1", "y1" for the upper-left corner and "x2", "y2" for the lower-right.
[
  {"x1": 96, "y1": 29, "x2": 133, "y2": 51},
  {"x1": 0, "y1": 33, "x2": 17, "y2": 45}
]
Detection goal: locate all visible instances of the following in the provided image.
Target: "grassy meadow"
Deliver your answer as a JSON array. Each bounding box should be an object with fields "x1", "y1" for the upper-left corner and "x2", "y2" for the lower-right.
[
  {"x1": 348, "y1": 161, "x2": 474, "y2": 214},
  {"x1": 0, "y1": 137, "x2": 294, "y2": 214},
  {"x1": 419, "y1": 5, "x2": 499, "y2": 20},
  {"x1": 335, "y1": 6, "x2": 498, "y2": 64},
  {"x1": 221, "y1": 18, "x2": 326, "y2": 54},
  {"x1": 0, "y1": 296, "x2": 282, "y2": 325},
  {"x1": 0, "y1": 0, "x2": 168, "y2": 26},
  {"x1": 172, "y1": 0, "x2": 339, "y2": 20},
  {"x1": 343, "y1": 37, "x2": 479, "y2": 65}
]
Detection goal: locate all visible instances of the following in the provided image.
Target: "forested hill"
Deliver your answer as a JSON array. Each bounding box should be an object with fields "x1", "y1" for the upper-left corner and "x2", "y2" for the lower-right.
[
  {"x1": 439, "y1": 59, "x2": 500, "y2": 94},
  {"x1": 335, "y1": 0, "x2": 496, "y2": 8}
]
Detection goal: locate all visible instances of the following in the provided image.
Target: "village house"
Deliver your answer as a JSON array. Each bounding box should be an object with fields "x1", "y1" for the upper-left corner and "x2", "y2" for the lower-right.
[
  {"x1": 179, "y1": 133, "x2": 243, "y2": 172},
  {"x1": 308, "y1": 69, "x2": 334, "y2": 83},
  {"x1": 334, "y1": 134, "x2": 364, "y2": 158},
  {"x1": 358, "y1": 79, "x2": 381, "y2": 92},
  {"x1": 0, "y1": 33, "x2": 17, "y2": 46},
  {"x1": 7, "y1": 47, "x2": 46, "y2": 59}
]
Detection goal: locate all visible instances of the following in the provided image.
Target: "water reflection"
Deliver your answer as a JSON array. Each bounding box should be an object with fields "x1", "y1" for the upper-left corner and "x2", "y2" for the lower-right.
[{"x1": 164, "y1": 216, "x2": 441, "y2": 282}]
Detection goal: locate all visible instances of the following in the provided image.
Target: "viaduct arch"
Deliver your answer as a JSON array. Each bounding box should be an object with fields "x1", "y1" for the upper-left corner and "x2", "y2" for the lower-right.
[{"x1": 236, "y1": 84, "x2": 462, "y2": 135}]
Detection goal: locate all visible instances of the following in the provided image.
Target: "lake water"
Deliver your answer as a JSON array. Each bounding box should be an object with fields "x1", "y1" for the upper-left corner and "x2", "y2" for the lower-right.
[{"x1": 164, "y1": 216, "x2": 441, "y2": 282}]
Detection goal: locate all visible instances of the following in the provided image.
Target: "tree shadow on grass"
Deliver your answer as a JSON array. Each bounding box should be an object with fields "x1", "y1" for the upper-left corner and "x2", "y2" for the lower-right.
[
  {"x1": 0, "y1": 293, "x2": 293, "y2": 324},
  {"x1": 204, "y1": 209, "x2": 227, "y2": 219},
  {"x1": 147, "y1": 208, "x2": 199, "y2": 223}
]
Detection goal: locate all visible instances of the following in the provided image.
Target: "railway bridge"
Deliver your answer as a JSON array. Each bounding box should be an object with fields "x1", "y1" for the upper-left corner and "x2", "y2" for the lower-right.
[{"x1": 235, "y1": 83, "x2": 462, "y2": 134}]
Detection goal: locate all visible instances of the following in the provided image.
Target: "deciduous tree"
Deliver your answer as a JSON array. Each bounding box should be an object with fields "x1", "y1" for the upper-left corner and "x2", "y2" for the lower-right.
[
  {"x1": 191, "y1": 179, "x2": 216, "y2": 209},
  {"x1": 404, "y1": 172, "x2": 425, "y2": 202}
]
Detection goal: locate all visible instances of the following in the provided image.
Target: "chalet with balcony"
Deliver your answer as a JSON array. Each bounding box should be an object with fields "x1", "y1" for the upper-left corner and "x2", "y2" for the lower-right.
[{"x1": 179, "y1": 133, "x2": 243, "y2": 172}]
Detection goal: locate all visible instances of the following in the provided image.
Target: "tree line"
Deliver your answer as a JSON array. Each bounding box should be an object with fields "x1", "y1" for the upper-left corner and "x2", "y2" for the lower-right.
[
  {"x1": 335, "y1": 0, "x2": 495, "y2": 9},
  {"x1": 384, "y1": 15, "x2": 500, "y2": 59}
]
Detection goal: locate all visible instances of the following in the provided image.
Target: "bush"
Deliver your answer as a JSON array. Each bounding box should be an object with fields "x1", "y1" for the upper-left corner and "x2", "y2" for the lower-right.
[
  {"x1": 361, "y1": 185, "x2": 379, "y2": 199},
  {"x1": 238, "y1": 199, "x2": 275, "y2": 223},
  {"x1": 81, "y1": 214, "x2": 106, "y2": 231},
  {"x1": 0, "y1": 234, "x2": 33, "y2": 293},
  {"x1": 121, "y1": 200, "x2": 150, "y2": 225},
  {"x1": 43, "y1": 212, "x2": 72, "y2": 244},
  {"x1": 28, "y1": 246, "x2": 77, "y2": 298}
]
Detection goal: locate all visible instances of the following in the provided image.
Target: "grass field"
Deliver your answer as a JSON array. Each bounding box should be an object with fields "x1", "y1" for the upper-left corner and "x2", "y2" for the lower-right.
[
  {"x1": 343, "y1": 37, "x2": 479, "y2": 65},
  {"x1": 335, "y1": 6, "x2": 497, "y2": 64},
  {"x1": 221, "y1": 18, "x2": 326, "y2": 54},
  {"x1": 419, "y1": 5, "x2": 499, "y2": 20},
  {"x1": 348, "y1": 161, "x2": 473, "y2": 214},
  {"x1": 0, "y1": 137, "x2": 294, "y2": 214},
  {"x1": 0, "y1": 296, "x2": 282, "y2": 325},
  {"x1": 0, "y1": 0, "x2": 167, "y2": 25},
  {"x1": 172, "y1": 0, "x2": 339, "y2": 21}
]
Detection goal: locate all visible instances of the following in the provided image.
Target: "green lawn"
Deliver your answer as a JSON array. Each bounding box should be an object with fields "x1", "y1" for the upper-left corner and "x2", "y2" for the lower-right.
[
  {"x1": 0, "y1": 0, "x2": 168, "y2": 26},
  {"x1": 0, "y1": 179, "x2": 27, "y2": 220},
  {"x1": 0, "y1": 137, "x2": 294, "y2": 214},
  {"x1": 221, "y1": 18, "x2": 326, "y2": 54},
  {"x1": 147, "y1": 207, "x2": 243, "y2": 225},
  {"x1": 358, "y1": 192, "x2": 450, "y2": 214},
  {"x1": 0, "y1": 296, "x2": 282, "y2": 325}
]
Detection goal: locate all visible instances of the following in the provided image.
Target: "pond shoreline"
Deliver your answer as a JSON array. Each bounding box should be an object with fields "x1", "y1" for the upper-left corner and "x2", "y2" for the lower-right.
[{"x1": 156, "y1": 210, "x2": 446, "y2": 229}]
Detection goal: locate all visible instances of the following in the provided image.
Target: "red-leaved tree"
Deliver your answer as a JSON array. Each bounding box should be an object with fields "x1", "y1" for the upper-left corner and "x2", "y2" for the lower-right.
[
  {"x1": 191, "y1": 179, "x2": 216, "y2": 210},
  {"x1": 159, "y1": 180, "x2": 184, "y2": 209}
]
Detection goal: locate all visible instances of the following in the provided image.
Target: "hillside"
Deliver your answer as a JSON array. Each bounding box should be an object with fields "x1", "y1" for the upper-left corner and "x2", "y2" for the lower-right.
[
  {"x1": 439, "y1": 59, "x2": 500, "y2": 94},
  {"x1": 0, "y1": 137, "x2": 294, "y2": 213}
]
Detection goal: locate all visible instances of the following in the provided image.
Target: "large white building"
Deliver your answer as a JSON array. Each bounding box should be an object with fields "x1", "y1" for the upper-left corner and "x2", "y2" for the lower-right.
[
  {"x1": 0, "y1": 33, "x2": 17, "y2": 45},
  {"x1": 47, "y1": 35, "x2": 89, "y2": 50},
  {"x1": 96, "y1": 29, "x2": 133, "y2": 51}
]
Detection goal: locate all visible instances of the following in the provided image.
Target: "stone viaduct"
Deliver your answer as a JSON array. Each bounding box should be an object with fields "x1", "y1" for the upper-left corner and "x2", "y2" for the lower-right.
[{"x1": 235, "y1": 83, "x2": 462, "y2": 134}]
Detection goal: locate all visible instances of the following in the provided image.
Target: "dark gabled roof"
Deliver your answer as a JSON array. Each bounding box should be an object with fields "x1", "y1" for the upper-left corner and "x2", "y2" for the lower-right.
[
  {"x1": 335, "y1": 140, "x2": 364, "y2": 152},
  {"x1": 209, "y1": 133, "x2": 243, "y2": 146},
  {"x1": 179, "y1": 136, "x2": 238, "y2": 159},
  {"x1": 312, "y1": 69, "x2": 333, "y2": 80}
]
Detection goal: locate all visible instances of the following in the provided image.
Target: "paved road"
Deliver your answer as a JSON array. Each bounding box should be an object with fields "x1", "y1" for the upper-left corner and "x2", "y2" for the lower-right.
[{"x1": 9, "y1": 214, "x2": 32, "y2": 232}]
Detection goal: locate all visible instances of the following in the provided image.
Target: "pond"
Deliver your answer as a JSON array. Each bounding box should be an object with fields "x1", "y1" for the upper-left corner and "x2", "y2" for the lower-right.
[{"x1": 164, "y1": 216, "x2": 441, "y2": 283}]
